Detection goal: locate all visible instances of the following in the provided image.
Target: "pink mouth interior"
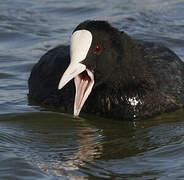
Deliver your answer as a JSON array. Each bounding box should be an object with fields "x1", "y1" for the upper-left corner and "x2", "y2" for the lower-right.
[
  {"x1": 74, "y1": 69, "x2": 94, "y2": 116},
  {"x1": 75, "y1": 71, "x2": 91, "y2": 109}
]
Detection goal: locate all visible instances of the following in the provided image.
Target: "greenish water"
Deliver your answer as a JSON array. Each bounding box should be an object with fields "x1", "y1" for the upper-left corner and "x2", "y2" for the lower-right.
[
  {"x1": 0, "y1": 0, "x2": 184, "y2": 179},
  {"x1": 1, "y1": 110, "x2": 184, "y2": 179}
]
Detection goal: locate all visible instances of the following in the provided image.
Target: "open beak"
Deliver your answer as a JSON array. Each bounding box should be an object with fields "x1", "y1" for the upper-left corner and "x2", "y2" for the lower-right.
[
  {"x1": 58, "y1": 62, "x2": 94, "y2": 117},
  {"x1": 58, "y1": 29, "x2": 94, "y2": 117}
]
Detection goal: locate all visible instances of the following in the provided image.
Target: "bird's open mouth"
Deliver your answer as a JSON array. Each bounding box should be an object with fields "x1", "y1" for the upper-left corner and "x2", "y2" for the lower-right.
[
  {"x1": 58, "y1": 62, "x2": 94, "y2": 117},
  {"x1": 74, "y1": 69, "x2": 94, "y2": 116}
]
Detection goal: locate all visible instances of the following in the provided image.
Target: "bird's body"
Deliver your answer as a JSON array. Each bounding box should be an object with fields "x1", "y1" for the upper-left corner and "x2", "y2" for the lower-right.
[{"x1": 28, "y1": 21, "x2": 184, "y2": 120}]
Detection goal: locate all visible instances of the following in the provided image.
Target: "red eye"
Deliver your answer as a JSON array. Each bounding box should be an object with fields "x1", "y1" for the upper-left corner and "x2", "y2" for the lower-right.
[{"x1": 94, "y1": 44, "x2": 102, "y2": 54}]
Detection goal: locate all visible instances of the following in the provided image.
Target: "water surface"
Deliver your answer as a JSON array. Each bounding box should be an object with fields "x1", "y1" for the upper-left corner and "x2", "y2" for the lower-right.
[{"x1": 0, "y1": 0, "x2": 184, "y2": 179}]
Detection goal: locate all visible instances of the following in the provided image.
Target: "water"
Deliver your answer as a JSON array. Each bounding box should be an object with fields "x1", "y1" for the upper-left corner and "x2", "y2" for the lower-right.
[{"x1": 0, "y1": 0, "x2": 184, "y2": 179}]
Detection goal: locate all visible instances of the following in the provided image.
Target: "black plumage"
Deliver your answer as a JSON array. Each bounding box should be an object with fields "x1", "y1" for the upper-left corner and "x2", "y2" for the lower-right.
[{"x1": 28, "y1": 20, "x2": 184, "y2": 120}]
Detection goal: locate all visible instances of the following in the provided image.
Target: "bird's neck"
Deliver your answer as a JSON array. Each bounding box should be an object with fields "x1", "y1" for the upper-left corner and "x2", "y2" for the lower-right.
[{"x1": 110, "y1": 33, "x2": 156, "y2": 95}]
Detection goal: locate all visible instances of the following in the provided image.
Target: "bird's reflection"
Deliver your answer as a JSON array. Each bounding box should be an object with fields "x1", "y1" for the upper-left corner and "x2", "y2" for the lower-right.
[
  {"x1": 21, "y1": 108, "x2": 184, "y2": 179},
  {"x1": 37, "y1": 117, "x2": 104, "y2": 179}
]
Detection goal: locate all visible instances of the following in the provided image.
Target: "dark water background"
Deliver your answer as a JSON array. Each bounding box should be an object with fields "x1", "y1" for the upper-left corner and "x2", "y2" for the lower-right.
[{"x1": 1, "y1": 0, "x2": 184, "y2": 179}]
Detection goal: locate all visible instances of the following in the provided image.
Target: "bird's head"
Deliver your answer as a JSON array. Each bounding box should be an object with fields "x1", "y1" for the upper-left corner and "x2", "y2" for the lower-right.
[{"x1": 58, "y1": 20, "x2": 123, "y2": 117}]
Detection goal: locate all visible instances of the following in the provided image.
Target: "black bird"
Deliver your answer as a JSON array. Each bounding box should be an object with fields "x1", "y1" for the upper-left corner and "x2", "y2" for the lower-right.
[{"x1": 28, "y1": 20, "x2": 184, "y2": 120}]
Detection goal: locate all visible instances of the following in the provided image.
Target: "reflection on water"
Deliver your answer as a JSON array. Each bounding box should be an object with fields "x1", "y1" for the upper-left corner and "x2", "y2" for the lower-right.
[
  {"x1": 74, "y1": 121, "x2": 103, "y2": 162},
  {"x1": 1, "y1": 110, "x2": 184, "y2": 179},
  {"x1": 0, "y1": 112, "x2": 105, "y2": 179},
  {"x1": 36, "y1": 116, "x2": 104, "y2": 179}
]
